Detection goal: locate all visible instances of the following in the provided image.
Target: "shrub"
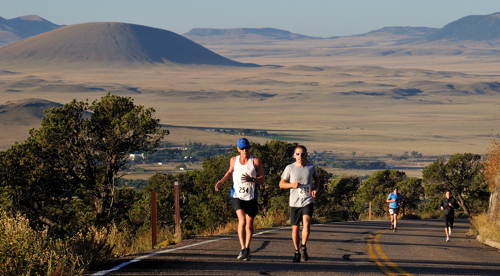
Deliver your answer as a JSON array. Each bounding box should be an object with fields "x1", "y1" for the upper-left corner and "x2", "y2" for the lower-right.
[
  {"x1": 0, "y1": 211, "x2": 81, "y2": 275},
  {"x1": 470, "y1": 212, "x2": 500, "y2": 242},
  {"x1": 69, "y1": 224, "x2": 124, "y2": 270},
  {"x1": 0, "y1": 211, "x2": 127, "y2": 275},
  {"x1": 254, "y1": 209, "x2": 289, "y2": 228}
]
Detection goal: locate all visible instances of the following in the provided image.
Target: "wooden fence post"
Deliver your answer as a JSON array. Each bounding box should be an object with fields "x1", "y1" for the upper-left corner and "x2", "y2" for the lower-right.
[
  {"x1": 175, "y1": 181, "x2": 181, "y2": 240},
  {"x1": 151, "y1": 191, "x2": 157, "y2": 249},
  {"x1": 369, "y1": 201, "x2": 372, "y2": 221}
]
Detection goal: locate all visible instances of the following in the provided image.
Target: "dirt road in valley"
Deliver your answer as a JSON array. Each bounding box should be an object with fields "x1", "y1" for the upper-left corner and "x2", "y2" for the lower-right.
[{"x1": 88, "y1": 219, "x2": 500, "y2": 275}]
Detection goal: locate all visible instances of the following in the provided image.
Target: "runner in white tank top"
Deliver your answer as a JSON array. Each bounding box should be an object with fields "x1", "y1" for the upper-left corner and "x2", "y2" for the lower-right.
[{"x1": 214, "y1": 138, "x2": 265, "y2": 261}]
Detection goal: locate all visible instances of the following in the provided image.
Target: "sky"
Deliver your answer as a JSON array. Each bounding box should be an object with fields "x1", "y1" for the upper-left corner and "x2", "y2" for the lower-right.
[{"x1": 2, "y1": 0, "x2": 500, "y2": 38}]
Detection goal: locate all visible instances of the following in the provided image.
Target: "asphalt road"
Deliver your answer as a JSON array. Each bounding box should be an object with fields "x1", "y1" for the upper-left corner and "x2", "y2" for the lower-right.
[{"x1": 89, "y1": 219, "x2": 500, "y2": 275}]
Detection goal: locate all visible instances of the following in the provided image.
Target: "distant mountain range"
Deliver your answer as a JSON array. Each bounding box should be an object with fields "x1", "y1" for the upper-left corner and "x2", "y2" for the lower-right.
[
  {"x1": 184, "y1": 12, "x2": 500, "y2": 45},
  {"x1": 1, "y1": 12, "x2": 500, "y2": 68},
  {"x1": 0, "y1": 15, "x2": 62, "y2": 46},
  {"x1": 183, "y1": 26, "x2": 438, "y2": 44},
  {"x1": 2, "y1": 12, "x2": 500, "y2": 48},
  {"x1": 183, "y1": 28, "x2": 323, "y2": 44}
]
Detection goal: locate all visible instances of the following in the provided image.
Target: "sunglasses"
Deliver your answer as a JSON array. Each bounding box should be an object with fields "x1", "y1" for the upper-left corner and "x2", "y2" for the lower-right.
[
  {"x1": 295, "y1": 152, "x2": 306, "y2": 156},
  {"x1": 240, "y1": 147, "x2": 250, "y2": 150}
]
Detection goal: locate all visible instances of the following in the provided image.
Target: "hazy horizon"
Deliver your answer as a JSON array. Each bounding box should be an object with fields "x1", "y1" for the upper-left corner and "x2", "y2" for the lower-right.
[{"x1": 3, "y1": 0, "x2": 500, "y2": 38}]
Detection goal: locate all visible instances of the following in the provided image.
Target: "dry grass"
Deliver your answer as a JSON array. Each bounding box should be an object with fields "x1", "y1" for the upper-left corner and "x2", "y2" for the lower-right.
[
  {"x1": 0, "y1": 210, "x2": 186, "y2": 274},
  {"x1": 1, "y1": 65, "x2": 496, "y2": 157},
  {"x1": 254, "y1": 209, "x2": 289, "y2": 228},
  {"x1": 199, "y1": 220, "x2": 239, "y2": 236},
  {"x1": 0, "y1": 211, "x2": 79, "y2": 275},
  {"x1": 420, "y1": 212, "x2": 440, "y2": 220},
  {"x1": 0, "y1": 211, "x2": 126, "y2": 275},
  {"x1": 470, "y1": 212, "x2": 500, "y2": 242},
  {"x1": 201, "y1": 37, "x2": 500, "y2": 75},
  {"x1": 130, "y1": 227, "x2": 180, "y2": 252}
]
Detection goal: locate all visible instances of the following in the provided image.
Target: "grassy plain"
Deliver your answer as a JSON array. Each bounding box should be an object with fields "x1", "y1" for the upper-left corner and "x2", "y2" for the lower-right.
[{"x1": 1, "y1": 37, "x2": 499, "y2": 178}]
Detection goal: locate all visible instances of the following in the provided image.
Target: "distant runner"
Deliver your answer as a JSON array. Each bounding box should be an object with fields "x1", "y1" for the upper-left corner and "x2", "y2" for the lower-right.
[
  {"x1": 215, "y1": 138, "x2": 265, "y2": 261},
  {"x1": 386, "y1": 187, "x2": 402, "y2": 232},
  {"x1": 440, "y1": 190, "x2": 457, "y2": 242},
  {"x1": 280, "y1": 145, "x2": 320, "y2": 263}
]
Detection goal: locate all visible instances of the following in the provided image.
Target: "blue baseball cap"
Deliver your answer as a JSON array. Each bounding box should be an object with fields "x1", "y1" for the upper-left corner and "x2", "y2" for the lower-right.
[{"x1": 237, "y1": 138, "x2": 250, "y2": 149}]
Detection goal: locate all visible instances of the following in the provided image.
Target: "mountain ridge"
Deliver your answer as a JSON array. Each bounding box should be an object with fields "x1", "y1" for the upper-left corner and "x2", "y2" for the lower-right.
[
  {"x1": 0, "y1": 15, "x2": 62, "y2": 46},
  {"x1": 183, "y1": 27, "x2": 322, "y2": 43},
  {"x1": 423, "y1": 12, "x2": 500, "y2": 42}
]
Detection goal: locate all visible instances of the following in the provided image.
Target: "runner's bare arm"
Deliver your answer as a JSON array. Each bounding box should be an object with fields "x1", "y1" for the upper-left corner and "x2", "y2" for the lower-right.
[
  {"x1": 279, "y1": 178, "x2": 299, "y2": 189},
  {"x1": 215, "y1": 157, "x2": 236, "y2": 191}
]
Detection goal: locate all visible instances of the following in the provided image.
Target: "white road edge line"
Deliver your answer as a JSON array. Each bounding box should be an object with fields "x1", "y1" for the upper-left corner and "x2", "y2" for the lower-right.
[
  {"x1": 92, "y1": 227, "x2": 289, "y2": 275},
  {"x1": 92, "y1": 220, "x2": 380, "y2": 275}
]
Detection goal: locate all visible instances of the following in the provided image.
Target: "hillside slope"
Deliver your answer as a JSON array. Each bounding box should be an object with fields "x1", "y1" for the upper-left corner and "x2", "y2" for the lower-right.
[
  {"x1": 0, "y1": 98, "x2": 62, "y2": 126},
  {"x1": 0, "y1": 22, "x2": 259, "y2": 67}
]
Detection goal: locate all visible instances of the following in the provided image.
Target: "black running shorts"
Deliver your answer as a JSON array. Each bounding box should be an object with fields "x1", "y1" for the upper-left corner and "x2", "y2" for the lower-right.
[
  {"x1": 444, "y1": 214, "x2": 454, "y2": 228},
  {"x1": 290, "y1": 203, "x2": 314, "y2": 226},
  {"x1": 389, "y1": 207, "x2": 400, "y2": 215},
  {"x1": 232, "y1": 198, "x2": 258, "y2": 218}
]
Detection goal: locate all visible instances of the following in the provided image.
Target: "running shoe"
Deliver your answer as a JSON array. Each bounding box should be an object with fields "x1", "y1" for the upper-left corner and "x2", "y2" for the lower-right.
[
  {"x1": 446, "y1": 237, "x2": 450, "y2": 242},
  {"x1": 393, "y1": 227, "x2": 397, "y2": 232},
  {"x1": 244, "y1": 248, "x2": 251, "y2": 261},
  {"x1": 237, "y1": 249, "x2": 247, "y2": 260},
  {"x1": 300, "y1": 246, "x2": 308, "y2": 261},
  {"x1": 293, "y1": 251, "x2": 301, "y2": 263},
  {"x1": 391, "y1": 224, "x2": 394, "y2": 230}
]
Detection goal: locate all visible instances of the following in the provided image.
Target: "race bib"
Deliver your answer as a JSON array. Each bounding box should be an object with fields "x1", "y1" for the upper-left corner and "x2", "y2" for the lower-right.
[
  {"x1": 234, "y1": 182, "x2": 255, "y2": 200},
  {"x1": 298, "y1": 184, "x2": 311, "y2": 198}
]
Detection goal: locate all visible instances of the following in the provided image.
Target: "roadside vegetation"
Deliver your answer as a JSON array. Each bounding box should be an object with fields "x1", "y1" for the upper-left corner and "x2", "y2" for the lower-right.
[
  {"x1": 0, "y1": 95, "x2": 494, "y2": 275},
  {"x1": 470, "y1": 136, "x2": 500, "y2": 243}
]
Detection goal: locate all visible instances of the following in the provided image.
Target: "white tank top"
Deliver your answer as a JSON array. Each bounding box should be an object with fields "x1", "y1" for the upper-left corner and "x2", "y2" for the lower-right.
[{"x1": 232, "y1": 155, "x2": 257, "y2": 200}]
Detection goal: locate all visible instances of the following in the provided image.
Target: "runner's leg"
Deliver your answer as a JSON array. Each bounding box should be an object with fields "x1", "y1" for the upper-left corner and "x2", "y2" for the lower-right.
[
  {"x1": 444, "y1": 215, "x2": 450, "y2": 238},
  {"x1": 236, "y1": 209, "x2": 247, "y2": 250},
  {"x1": 245, "y1": 214, "x2": 254, "y2": 249},
  {"x1": 301, "y1": 214, "x2": 311, "y2": 246},
  {"x1": 292, "y1": 224, "x2": 300, "y2": 250}
]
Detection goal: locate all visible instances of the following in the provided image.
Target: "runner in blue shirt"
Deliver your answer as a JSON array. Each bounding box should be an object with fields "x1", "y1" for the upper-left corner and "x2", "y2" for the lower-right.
[{"x1": 386, "y1": 187, "x2": 402, "y2": 232}]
